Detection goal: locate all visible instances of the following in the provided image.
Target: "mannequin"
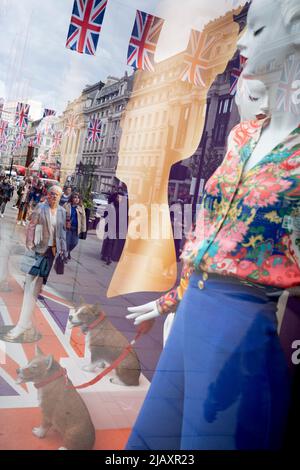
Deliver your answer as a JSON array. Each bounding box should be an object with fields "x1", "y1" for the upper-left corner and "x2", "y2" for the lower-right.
[
  {"x1": 2, "y1": 185, "x2": 66, "y2": 342},
  {"x1": 127, "y1": 75, "x2": 270, "y2": 338},
  {"x1": 126, "y1": 0, "x2": 300, "y2": 450},
  {"x1": 128, "y1": 0, "x2": 300, "y2": 326}
]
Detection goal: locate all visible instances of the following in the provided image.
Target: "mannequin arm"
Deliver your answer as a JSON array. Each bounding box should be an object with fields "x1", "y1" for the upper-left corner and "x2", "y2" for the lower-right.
[
  {"x1": 126, "y1": 263, "x2": 194, "y2": 334},
  {"x1": 157, "y1": 263, "x2": 194, "y2": 314}
]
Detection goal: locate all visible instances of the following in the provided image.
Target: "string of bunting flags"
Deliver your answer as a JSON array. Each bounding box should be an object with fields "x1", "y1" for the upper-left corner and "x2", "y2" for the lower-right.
[
  {"x1": 64, "y1": 0, "x2": 244, "y2": 89},
  {"x1": 0, "y1": 1, "x2": 247, "y2": 156}
]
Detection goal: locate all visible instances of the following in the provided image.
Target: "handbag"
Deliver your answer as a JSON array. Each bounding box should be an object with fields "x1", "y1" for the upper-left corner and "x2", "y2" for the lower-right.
[{"x1": 54, "y1": 254, "x2": 64, "y2": 275}]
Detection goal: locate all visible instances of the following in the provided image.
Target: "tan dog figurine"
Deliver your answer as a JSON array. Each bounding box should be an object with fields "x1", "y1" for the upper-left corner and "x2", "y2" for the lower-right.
[
  {"x1": 69, "y1": 301, "x2": 141, "y2": 386},
  {"x1": 16, "y1": 346, "x2": 95, "y2": 450}
]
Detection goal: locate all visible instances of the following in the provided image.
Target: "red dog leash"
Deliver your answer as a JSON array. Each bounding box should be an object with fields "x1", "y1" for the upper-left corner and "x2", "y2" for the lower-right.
[{"x1": 71, "y1": 330, "x2": 143, "y2": 390}]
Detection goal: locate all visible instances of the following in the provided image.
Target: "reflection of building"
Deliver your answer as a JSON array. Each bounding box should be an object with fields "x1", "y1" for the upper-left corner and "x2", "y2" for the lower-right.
[
  {"x1": 118, "y1": 51, "x2": 204, "y2": 203},
  {"x1": 117, "y1": 9, "x2": 241, "y2": 208},
  {"x1": 186, "y1": 6, "x2": 249, "y2": 205},
  {"x1": 60, "y1": 95, "x2": 86, "y2": 184},
  {"x1": 77, "y1": 74, "x2": 133, "y2": 192}
]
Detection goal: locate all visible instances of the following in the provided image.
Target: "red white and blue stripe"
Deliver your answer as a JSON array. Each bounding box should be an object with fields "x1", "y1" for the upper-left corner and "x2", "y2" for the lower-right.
[
  {"x1": 180, "y1": 29, "x2": 220, "y2": 87},
  {"x1": 34, "y1": 130, "x2": 42, "y2": 146},
  {"x1": 0, "y1": 119, "x2": 8, "y2": 141},
  {"x1": 15, "y1": 103, "x2": 30, "y2": 128},
  {"x1": 127, "y1": 10, "x2": 164, "y2": 72},
  {"x1": 52, "y1": 131, "x2": 63, "y2": 149},
  {"x1": 64, "y1": 114, "x2": 79, "y2": 137},
  {"x1": 66, "y1": 0, "x2": 108, "y2": 55},
  {"x1": 87, "y1": 117, "x2": 102, "y2": 143}
]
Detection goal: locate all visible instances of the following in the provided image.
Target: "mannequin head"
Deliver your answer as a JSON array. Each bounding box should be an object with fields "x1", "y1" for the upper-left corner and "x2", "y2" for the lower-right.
[
  {"x1": 238, "y1": 0, "x2": 300, "y2": 77},
  {"x1": 235, "y1": 76, "x2": 268, "y2": 121},
  {"x1": 47, "y1": 185, "x2": 62, "y2": 209}
]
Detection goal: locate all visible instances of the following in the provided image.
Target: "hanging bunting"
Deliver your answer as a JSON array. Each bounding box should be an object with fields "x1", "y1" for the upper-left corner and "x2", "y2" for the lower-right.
[
  {"x1": 43, "y1": 108, "x2": 56, "y2": 118},
  {"x1": 28, "y1": 136, "x2": 35, "y2": 148},
  {"x1": 15, "y1": 102, "x2": 30, "y2": 128},
  {"x1": 52, "y1": 130, "x2": 63, "y2": 149},
  {"x1": 34, "y1": 130, "x2": 42, "y2": 146},
  {"x1": 0, "y1": 119, "x2": 8, "y2": 141},
  {"x1": 64, "y1": 113, "x2": 79, "y2": 137},
  {"x1": 66, "y1": 0, "x2": 108, "y2": 55},
  {"x1": 180, "y1": 29, "x2": 222, "y2": 87},
  {"x1": 127, "y1": 10, "x2": 164, "y2": 72},
  {"x1": 16, "y1": 126, "x2": 27, "y2": 144},
  {"x1": 87, "y1": 117, "x2": 102, "y2": 142}
]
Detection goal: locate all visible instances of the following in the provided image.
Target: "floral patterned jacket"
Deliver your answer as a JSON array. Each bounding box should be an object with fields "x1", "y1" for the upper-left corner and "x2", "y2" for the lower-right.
[{"x1": 158, "y1": 119, "x2": 300, "y2": 314}]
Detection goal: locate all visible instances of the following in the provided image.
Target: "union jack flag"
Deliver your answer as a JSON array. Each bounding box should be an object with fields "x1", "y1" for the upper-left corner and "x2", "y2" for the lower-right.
[
  {"x1": 180, "y1": 29, "x2": 221, "y2": 87},
  {"x1": 87, "y1": 117, "x2": 102, "y2": 143},
  {"x1": 13, "y1": 127, "x2": 27, "y2": 151},
  {"x1": 34, "y1": 130, "x2": 42, "y2": 146},
  {"x1": 229, "y1": 54, "x2": 246, "y2": 96},
  {"x1": 52, "y1": 130, "x2": 63, "y2": 149},
  {"x1": 64, "y1": 114, "x2": 79, "y2": 137},
  {"x1": 0, "y1": 119, "x2": 8, "y2": 140},
  {"x1": 43, "y1": 108, "x2": 56, "y2": 118},
  {"x1": 66, "y1": 0, "x2": 108, "y2": 55},
  {"x1": 42, "y1": 121, "x2": 55, "y2": 136},
  {"x1": 27, "y1": 136, "x2": 35, "y2": 148},
  {"x1": 15, "y1": 102, "x2": 30, "y2": 128},
  {"x1": 277, "y1": 55, "x2": 300, "y2": 114},
  {"x1": 127, "y1": 10, "x2": 164, "y2": 72}
]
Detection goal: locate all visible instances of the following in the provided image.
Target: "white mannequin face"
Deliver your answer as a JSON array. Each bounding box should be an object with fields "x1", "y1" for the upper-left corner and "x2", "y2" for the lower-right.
[
  {"x1": 235, "y1": 77, "x2": 268, "y2": 121},
  {"x1": 237, "y1": 0, "x2": 296, "y2": 77}
]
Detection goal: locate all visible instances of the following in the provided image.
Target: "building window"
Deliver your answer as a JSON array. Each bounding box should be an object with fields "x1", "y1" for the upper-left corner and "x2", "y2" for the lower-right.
[{"x1": 214, "y1": 95, "x2": 233, "y2": 146}]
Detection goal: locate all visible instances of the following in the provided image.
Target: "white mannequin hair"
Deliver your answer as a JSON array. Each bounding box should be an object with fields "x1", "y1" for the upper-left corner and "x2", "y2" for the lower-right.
[{"x1": 277, "y1": 0, "x2": 300, "y2": 26}]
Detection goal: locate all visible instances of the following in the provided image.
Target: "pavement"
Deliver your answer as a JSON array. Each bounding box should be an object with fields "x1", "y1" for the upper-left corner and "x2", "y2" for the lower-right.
[{"x1": 0, "y1": 200, "x2": 180, "y2": 450}]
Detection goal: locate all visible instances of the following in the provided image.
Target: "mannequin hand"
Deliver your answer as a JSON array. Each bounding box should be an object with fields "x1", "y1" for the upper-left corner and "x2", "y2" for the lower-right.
[{"x1": 126, "y1": 301, "x2": 160, "y2": 327}]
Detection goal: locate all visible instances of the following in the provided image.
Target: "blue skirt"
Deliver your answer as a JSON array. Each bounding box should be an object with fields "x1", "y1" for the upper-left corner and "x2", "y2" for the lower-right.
[{"x1": 126, "y1": 273, "x2": 291, "y2": 450}]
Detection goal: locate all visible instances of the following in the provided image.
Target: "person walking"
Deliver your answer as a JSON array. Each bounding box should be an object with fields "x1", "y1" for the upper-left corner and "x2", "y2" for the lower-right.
[
  {"x1": 3, "y1": 185, "x2": 67, "y2": 342},
  {"x1": 16, "y1": 179, "x2": 32, "y2": 226},
  {"x1": 64, "y1": 192, "x2": 86, "y2": 261},
  {"x1": 59, "y1": 185, "x2": 72, "y2": 206},
  {"x1": 0, "y1": 178, "x2": 14, "y2": 218}
]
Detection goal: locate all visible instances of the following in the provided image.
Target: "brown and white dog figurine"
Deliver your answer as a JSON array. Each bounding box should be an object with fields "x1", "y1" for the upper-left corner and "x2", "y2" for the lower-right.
[
  {"x1": 16, "y1": 346, "x2": 95, "y2": 450},
  {"x1": 69, "y1": 301, "x2": 141, "y2": 386}
]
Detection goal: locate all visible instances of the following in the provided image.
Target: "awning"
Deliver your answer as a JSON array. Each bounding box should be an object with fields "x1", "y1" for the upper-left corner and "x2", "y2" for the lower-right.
[
  {"x1": 40, "y1": 166, "x2": 54, "y2": 178},
  {"x1": 13, "y1": 165, "x2": 26, "y2": 176}
]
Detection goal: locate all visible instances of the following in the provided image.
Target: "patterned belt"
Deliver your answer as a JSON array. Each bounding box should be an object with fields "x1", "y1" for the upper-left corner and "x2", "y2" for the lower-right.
[{"x1": 194, "y1": 270, "x2": 283, "y2": 297}]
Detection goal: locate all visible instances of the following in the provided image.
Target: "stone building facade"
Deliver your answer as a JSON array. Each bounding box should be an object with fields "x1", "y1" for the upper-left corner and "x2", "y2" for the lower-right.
[{"x1": 76, "y1": 74, "x2": 134, "y2": 193}]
